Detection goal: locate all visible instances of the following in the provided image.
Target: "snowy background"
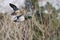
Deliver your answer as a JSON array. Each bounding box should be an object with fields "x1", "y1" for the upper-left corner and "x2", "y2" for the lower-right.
[
  {"x1": 0, "y1": 0, "x2": 60, "y2": 14},
  {"x1": 38, "y1": 0, "x2": 60, "y2": 10},
  {"x1": 0, "y1": 0, "x2": 25, "y2": 14}
]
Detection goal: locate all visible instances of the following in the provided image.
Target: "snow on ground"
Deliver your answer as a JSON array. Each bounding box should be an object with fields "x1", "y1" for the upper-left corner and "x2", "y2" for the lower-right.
[
  {"x1": 38, "y1": 0, "x2": 60, "y2": 10},
  {"x1": 38, "y1": 0, "x2": 47, "y2": 7},
  {"x1": 0, "y1": 0, "x2": 25, "y2": 14},
  {"x1": 0, "y1": 0, "x2": 60, "y2": 14},
  {"x1": 38, "y1": 0, "x2": 60, "y2": 19},
  {"x1": 48, "y1": 0, "x2": 60, "y2": 10}
]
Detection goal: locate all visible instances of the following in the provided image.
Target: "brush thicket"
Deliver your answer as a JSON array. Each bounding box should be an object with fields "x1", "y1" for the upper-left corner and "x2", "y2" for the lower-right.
[{"x1": 0, "y1": 0, "x2": 60, "y2": 40}]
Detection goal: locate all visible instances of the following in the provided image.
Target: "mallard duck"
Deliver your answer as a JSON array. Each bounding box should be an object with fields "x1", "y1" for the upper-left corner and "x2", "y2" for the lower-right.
[
  {"x1": 9, "y1": 3, "x2": 33, "y2": 22},
  {"x1": 9, "y1": 3, "x2": 25, "y2": 22}
]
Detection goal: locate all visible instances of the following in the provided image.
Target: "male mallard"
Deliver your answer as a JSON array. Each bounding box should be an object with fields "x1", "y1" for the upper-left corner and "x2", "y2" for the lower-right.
[
  {"x1": 9, "y1": 3, "x2": 25, "y2": 22},
  {"x1": 9, "y1": 3, "x2": 32, "y2": 22}
]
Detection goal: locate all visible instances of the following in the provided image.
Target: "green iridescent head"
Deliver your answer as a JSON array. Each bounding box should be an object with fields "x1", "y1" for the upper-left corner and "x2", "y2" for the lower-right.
[{"x1": 28, "y1": 16, "x2": 32, "y2": 19}]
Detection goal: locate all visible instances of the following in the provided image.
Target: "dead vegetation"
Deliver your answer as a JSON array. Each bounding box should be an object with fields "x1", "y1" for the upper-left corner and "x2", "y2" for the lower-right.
[
  {"x1": 0, "y1": 9, "x2": 60, "y2": 40},
  {"x1": 0, "y1": 0, "x2": 60, "y2": 40}
]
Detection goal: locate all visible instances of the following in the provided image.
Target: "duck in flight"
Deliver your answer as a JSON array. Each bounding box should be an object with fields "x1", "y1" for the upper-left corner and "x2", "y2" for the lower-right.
[
  {"x1": 9, "y1": 3, "x2": 33, "y2": 22},
  {"x1": 9, "y1": 3, "x2": 25, "y2": 22}
]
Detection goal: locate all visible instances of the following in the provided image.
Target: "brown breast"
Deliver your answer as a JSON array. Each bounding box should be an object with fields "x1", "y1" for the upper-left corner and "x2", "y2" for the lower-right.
[{"x1": 12, "y1": 9, "x2": 27, "y2": 16}]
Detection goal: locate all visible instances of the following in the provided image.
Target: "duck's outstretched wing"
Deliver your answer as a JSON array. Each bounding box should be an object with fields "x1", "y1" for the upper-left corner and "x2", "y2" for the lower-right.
[{"x1": 9, "y1": 3, "x2": 18, "y2": 11}]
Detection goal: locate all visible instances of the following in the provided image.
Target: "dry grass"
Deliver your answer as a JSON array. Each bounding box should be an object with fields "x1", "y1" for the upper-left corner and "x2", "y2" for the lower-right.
[
  {"x1": 0, "y1": 10, "x2": 60, "y2": 40},
  {"x1": 0, "y1": 13, "x2": 32, "y2": 40}
]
